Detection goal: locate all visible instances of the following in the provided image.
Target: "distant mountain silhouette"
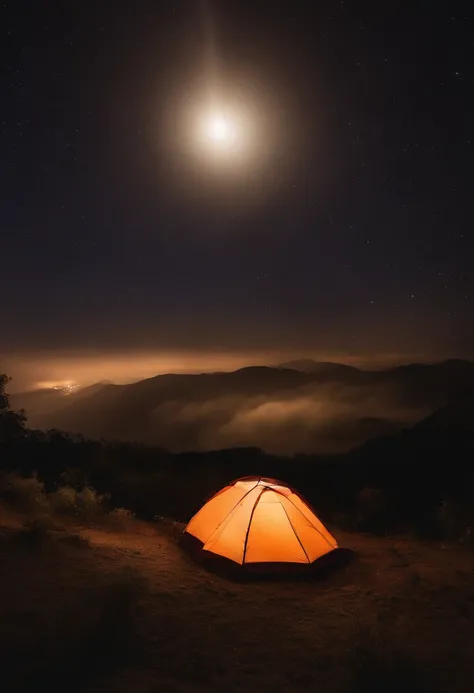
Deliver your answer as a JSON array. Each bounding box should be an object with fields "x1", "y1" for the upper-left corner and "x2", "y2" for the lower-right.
[
  {"x1": 277, "y1": 359, "x2": 362, "y2": 377},
  {"x1": 12, "y1": 360, "x2": 474, "y2": 454},
  {"x1": 412, "y1": 393, "x2": 474, "y2": 435}
]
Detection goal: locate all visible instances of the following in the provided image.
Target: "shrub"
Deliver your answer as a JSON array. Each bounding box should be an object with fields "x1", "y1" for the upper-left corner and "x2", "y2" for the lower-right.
[
  {"x1": 106, "y1": 507, "x2": 135, "y2": 530},
  {"x1": 0, "y1": 472, "x2": 49, "y2": 515},
  {"x1": 48, "y1": 484, "x2": 110, "y2": 524},
  {"x1": 49, "y1": 485, "x2": 78, "y2": 516},
  {"x1": 154, "y1": 515, "x2": 184, "y2": 539},
  {"x1": 75, "y1": 486, "x2": 108, "y2": 523}
]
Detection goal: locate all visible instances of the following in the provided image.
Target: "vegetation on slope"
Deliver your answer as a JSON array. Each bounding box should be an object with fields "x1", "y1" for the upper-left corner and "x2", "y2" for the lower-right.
[{"x1": 2, "y1": 371, "x2": 474, "y2": 541}]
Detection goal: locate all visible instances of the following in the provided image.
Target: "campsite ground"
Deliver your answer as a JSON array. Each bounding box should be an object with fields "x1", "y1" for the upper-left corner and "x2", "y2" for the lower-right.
[{"x1": 1, "y1": 511, "x2": 474, "y2": 693}]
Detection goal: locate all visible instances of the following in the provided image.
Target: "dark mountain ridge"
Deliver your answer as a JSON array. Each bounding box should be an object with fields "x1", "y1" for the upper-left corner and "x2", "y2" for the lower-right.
[{"x1": 10, "y1": 359, "x2": 474, "y2": 454}]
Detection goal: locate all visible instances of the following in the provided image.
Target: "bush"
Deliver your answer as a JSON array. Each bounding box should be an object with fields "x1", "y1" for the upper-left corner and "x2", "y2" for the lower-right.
[
  {"x1": 49, "y1": 485, "x2": 78, "y2": 516},
  {"x1": 48, "y1": 484, "x2": 109, "y2": 524},
  {"x1": 0, "y1": 472, "x2": 49, "y2": 515},
  {"x1": 0, "y1": 474, "x2": 128, "y2": 531},
  {"x1": 106, "y1": 507, "x2": 135, "y2": 530},
  {"x1": 154, "y1": 515, "x2": 184, "y2": 539},
  {"x1": 75, "y1": 486, "x2": 108, "y2": 522}
]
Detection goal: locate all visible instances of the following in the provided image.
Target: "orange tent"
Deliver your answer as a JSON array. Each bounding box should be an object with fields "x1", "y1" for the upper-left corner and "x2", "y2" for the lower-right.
[{"x1": 184, "y1": 476, "x2": 337, "y2": 567}]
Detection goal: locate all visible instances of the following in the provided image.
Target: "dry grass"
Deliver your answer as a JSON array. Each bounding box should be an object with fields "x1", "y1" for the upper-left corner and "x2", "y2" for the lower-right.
[
  {"x1": 0, "y1": 517, "x2": 473, "y2": 693},
  {"x1": 0, "y1": 473, "x2": 137, "y2": 536},
  {"x1": 106, "y1": 507, "x2": 136, "y2": 531}
]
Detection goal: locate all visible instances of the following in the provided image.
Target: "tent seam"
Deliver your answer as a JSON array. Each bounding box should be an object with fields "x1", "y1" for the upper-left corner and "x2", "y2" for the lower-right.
[
  {"x1": 183, "y1": 486, "x2": 230, "y2": 533},
  {"x1": 242, "y1": 488, "x2": 266, "y2": 565},
  {"x1": 278, "y1": 497, "x2": 311, "y2": 563},
  {"x1": 284, "y1": 495, "x2": 336, "y2": 549},
  {"x1": 199, "y1": 482, "x2": 260, "y2": 545}
]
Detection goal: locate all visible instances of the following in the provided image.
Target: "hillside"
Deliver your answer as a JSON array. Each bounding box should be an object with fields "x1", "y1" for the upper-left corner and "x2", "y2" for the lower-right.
[
  {"x1": 1, "y1": 514, "x2": 474, "y2": 693},
  {"x1": 10, "y1": 360, "x2": 474, "y2": 455},
  {"x1": 413, "y1": 393, "x2": 474, "y2": 435}
]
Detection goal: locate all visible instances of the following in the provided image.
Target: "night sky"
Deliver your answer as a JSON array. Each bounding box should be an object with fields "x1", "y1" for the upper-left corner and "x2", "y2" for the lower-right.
[{"x1": 2, "y1": 1, "x2": 473, "y2": 387}]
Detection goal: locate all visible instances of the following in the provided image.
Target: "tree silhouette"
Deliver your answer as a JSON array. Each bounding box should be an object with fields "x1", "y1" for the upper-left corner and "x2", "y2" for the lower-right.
[{"x1": 0, "y1": 373, "x2": 27, "y2": 443}]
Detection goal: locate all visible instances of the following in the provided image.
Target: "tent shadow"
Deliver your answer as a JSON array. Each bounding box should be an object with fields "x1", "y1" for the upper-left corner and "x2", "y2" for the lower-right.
[
  {"x1": 181, "y1": 534, "x2": 356, "y2": 584},
  {"x1": 237, "y1": 548, "x2": 357, "y2": 584}
]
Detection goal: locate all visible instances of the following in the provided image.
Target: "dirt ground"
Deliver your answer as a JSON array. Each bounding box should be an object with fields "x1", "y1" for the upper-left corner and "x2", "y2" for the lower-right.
[{"x1": 1, "y1": 511, "x2": 474, "y2": 692}]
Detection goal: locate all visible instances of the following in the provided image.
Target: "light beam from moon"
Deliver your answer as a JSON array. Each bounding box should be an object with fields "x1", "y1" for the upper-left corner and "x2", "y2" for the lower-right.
[{"x1": 156, "y1": 0, "x2": 300, "y2": 210}]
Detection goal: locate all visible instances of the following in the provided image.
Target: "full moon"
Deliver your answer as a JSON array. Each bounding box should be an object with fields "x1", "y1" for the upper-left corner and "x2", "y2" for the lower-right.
[
  {"x1": 199, "y1": 111, "x2": 239, "y2": 154},
  {"x1": 163, "y1": 75, "x2": 281, "y2": 178},
  {"x1": 206, "y1": 115, "x2": 233, "y2": 143}
]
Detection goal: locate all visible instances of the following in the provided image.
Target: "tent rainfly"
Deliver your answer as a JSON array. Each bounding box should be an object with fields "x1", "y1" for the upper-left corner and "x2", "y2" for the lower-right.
[{"x1": 184, "y1": 476, "x2": 338, "y2": 567}]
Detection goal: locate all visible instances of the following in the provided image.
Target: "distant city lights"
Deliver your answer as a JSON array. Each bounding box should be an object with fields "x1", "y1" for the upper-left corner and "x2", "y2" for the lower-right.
[{"x1": 35, "y1": 381, "x2": 79, "y2": 393}]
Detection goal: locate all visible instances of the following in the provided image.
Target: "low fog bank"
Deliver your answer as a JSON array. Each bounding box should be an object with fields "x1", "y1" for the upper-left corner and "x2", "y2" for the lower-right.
[
  {"x1": 146, "y1": 380, "x2": 434, "y2": 454},
  {"x1": 11, "y1": 360, "x2": 469, "y2": 455}
]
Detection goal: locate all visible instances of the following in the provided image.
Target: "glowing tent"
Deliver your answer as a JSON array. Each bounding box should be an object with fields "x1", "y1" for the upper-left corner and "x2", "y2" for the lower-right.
[{"x1": 184, "y1": 476, "x2": 337, "y2": 568}]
